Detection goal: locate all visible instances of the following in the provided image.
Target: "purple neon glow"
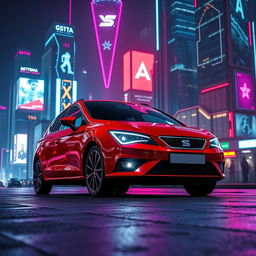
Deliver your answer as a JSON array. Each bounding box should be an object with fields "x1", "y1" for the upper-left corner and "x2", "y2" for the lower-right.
[
  {"x1": 91, "y1": 0, "x2": 123, "y2": 89},
  {"x1": 0, "y1": 106, "x2": 7, "y2": 110},
  {"x1": 69, "y1": 0, "x2": 72, "y2": 25},
  {"x1": 236, "y1": 72, "x2": 255, "y2": 110},
  {"x1": 20, "y1": 70, "x2": 40, "y2": 75}
]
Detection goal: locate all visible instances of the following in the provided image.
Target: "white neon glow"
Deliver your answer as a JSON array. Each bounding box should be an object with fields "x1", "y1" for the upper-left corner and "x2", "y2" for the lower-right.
[
  {"x1": 135, "y1": 62, "x2": 151, "y2": 81},
  {"x1": 72, "y1": 80, "x2": 77, "y2": 103},
  {"x1": 239, "y1": 139, "x2": 256, "y2": 149},
  {"x1": 196, "y1": 4, "x2": 224, "y2": 67},
  {"x1": 55, "y1": 78, "x2": 61, "y2": 117},
  {"x1": 240, "y1": 83, "x2": 251, "y2": 99},
  {"x1": 109, "y1": 131, "x2": 151, "y2": 145},
  {"x1": 99, "y1": 15, "x2": 117, "y2": 27}
]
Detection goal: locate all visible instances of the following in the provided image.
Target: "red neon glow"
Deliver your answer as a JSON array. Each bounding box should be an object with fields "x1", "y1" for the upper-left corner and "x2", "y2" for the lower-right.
[
  {"x1": 248, "y1": 22, "x2": 252, "y2": 46},
  {"x1": 194, "y1": 0, "x2": 197, "y2": 8},
  {"x1": 123, "y1": 51, "x2": 154, "y2": 92},
  {"x1": 91, "y1": 0, "x2": 123, "y2": 89},
  {"x1": 201, "y1": 83, "x2": 229, "y2": 93},
  {"x1": 16, "y1": 51, "x2": 31, "y2": 57},
  {"x1": 228, "y1": 112, "x2": 234, "y2": 138}
]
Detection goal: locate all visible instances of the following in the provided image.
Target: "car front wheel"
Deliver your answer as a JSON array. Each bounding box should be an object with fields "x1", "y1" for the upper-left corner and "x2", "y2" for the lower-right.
[
  {"x1": 85, "y1": 146, "x2": 113, "y2": 196},
  {"x1": 33, "y1": 160, "x2": 52, "y2": 195},
  {"x1": 184, "y1": 182, "x2": 216, "y2": 196}
]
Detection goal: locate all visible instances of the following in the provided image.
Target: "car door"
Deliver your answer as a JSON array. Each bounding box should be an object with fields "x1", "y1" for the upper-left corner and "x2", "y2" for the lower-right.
[
  {"x1": 40, "y1": 108, "x2": 69, "y2": 177},
  {"x1": 54, "y1": 105, "x2": 88, "y2": 178}
]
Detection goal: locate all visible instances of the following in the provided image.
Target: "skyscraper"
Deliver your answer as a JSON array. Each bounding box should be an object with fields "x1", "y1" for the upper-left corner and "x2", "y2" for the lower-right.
[
  {"x1": 166, "y1": 0, "x2": 198, "y2": 114},
  {"x1": 175, "y1": 0, "x2": 256, "y2": 182}
]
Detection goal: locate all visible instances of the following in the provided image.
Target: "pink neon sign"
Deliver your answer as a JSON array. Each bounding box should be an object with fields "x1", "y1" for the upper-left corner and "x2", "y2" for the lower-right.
[{"x1": 91, "y1": 0, "x2": 123, "y2": 89}]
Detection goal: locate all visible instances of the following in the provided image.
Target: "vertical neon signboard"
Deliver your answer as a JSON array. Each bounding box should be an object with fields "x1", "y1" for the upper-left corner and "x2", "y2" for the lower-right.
[
  {"x1": 91, "y1": 0, "x2": 123, "y2": 89},
  {"x1": 236, "y1": 72, "x2": 255, "y2": 110}
]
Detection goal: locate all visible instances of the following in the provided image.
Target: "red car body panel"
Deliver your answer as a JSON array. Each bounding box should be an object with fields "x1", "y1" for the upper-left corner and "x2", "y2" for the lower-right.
[{"x1": 34, "y1": 100, "x2": 225, "y2": 184}]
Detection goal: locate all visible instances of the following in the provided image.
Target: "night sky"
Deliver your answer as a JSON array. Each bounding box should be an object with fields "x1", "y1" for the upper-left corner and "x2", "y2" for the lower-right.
[{"x1": 0, "y1": 0, "x2": 155, "y2": 107}]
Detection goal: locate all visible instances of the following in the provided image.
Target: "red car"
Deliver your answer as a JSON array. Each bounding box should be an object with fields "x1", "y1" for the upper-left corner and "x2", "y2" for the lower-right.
[{"x1": 33, "y1": 100, "x2": 225, "y2": 196}]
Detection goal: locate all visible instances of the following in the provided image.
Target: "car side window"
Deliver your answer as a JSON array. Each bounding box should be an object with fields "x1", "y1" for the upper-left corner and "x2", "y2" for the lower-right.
[
  {"x1": 68, "y1": 105, "x2": 87, "y2": 127},
  {"x1": 50, "y1": 109, "x2": 69, "y2": 132}
]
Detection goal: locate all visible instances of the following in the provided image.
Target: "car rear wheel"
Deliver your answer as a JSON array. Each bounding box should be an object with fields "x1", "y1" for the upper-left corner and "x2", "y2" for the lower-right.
[
  {"x1": 184, "y1": 182, "x2": 216, "y2": 196},
  {"x1": 33, "y1": 160, "x2": 52, "y2": 195},
  {"x1": 85, "y1": 146, "x2": 113, "y2": 196}
]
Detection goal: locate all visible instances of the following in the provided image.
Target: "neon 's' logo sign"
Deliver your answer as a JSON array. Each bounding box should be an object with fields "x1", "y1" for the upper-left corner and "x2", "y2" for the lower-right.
[
  {"x1": 99, "y1": 15, "x2": 117, "y2": 27},
  {"x1": 91, "y1": 0, "x2": 123, "y2": 89}
]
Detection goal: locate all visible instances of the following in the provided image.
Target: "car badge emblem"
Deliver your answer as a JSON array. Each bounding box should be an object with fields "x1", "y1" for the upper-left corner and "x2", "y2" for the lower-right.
[{"x1": 182, "y1": 140, "x2": 190, "y2": 147}]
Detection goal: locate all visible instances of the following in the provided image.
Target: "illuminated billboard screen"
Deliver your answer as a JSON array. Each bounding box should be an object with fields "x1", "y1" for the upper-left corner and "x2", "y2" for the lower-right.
[
  {"x1": 236, "y1": 114, "x2": 256, "y2": 137},
  {"x1": 235, "y1": 72, "x2": 255, "y2": 110},
  {"x1": 17, "y1": 78, "x2": 44, "y2": 111},
  {"x1": 91, "y1": 0, "x2": 123, "y2": 89},
  {"x1": 13, "y1": 134, "x2": 27, "y2": 164},
  {"x1": 229, "y1": 0, "x2": 251, "y2": 67},
  {"x1": 124, "y1": 51, "x2": 154, "y2": 92},
  {"x1": 55, "y1": 79, "x2": 77, "y2": 116},
  {"x1": 45, "y1": 24, "x2": 75, "y2": 80}
]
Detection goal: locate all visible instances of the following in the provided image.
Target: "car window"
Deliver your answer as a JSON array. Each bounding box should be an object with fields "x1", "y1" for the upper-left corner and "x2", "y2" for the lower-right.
[
  {"x1": 68, "y1": 105, "x2": 87, "y2": 127},
  {"x1": 50, "y1": 109, "x2": 69, "y2": 132},
  {"x1": 84, "y1": 101, "x2": 183, "y2": 125}
]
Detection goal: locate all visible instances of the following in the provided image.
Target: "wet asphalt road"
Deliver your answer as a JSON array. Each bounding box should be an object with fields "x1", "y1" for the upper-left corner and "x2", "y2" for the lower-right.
[{"x1": 0, "y1": 186, "x2": 256, "y2": 256}]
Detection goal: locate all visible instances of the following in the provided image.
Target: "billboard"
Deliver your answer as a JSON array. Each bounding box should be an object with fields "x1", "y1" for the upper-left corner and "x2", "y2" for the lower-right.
[
  {"x1": 236, "y1": 114, "x2": 256, "y2": 137},
  {"x1": 235, "y1": 72, "x2": 255, "y2": 110},
  {"x1": 55, "y1": 79, "x2": 77, "y2": 116},
  {"x1": 124, "y1": 51, "x2": 154, "y2": 92},
  {"x1": 17, "y1": 78, "x2": 44, "y2": 111},
  {"x1": 13, "y1": 134, "x2": 27, "y2": 164},
  {"x1": 45, "y1": 23, "x2": 75, "y2": 80},
  {"x1": 123, "y1": 51, "x2": 154, "y2": 105},
  {"x1": 229, "y1": 0, "x2": 251, "y2": 67},
  {"x1": 91, "y1": 0, "x2": 123, "y2": 89}
]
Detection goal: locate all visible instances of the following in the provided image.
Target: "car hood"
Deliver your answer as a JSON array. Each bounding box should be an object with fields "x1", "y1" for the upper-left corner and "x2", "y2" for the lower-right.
[{"x1": 103, "y1": 121, "x2": 214, "y2": 139}]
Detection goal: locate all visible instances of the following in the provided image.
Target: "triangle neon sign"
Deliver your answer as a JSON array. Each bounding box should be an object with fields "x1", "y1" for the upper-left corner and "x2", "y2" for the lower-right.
[{"x1": 91, "y1": 0, "x2": 123, "y2": 89}]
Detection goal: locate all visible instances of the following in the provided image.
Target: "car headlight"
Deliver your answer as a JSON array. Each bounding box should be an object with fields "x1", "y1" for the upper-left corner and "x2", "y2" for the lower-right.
[
  {"x1": 109, "y1": 131, "x2": 157, "y2": 145},
  {"x1": 209, "y1": 137, "x2": 222, "y2": 149}
]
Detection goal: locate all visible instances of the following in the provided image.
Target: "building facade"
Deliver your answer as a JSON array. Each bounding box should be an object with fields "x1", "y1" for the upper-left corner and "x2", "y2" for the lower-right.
[{"x1": 175, "y1": 0, "x2": 256, "y2": 183}]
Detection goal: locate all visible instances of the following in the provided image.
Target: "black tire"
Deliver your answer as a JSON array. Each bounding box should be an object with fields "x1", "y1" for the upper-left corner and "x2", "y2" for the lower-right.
[
  {"x1": 33, "y1": 159, "x2": 52, "y2": 195},
  {"x1": 184, "y1": 182, "x2": 216, "y2": 197},
  {"x1": 115, "y1": 184, "x2": 130, "y2": 194},
  {"x1": 85, "y1": 146, "x2": 113, "y2": 196}
]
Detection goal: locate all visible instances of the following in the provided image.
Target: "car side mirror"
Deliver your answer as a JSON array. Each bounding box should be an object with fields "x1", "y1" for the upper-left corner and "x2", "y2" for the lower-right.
[{"x1": 60, "y1": 117, "x2": 77, "y2": 131}]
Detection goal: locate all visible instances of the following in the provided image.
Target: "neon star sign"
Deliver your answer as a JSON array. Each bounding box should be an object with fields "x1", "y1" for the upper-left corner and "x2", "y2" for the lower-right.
[
  {"x1": 236, "y1": 72, "x2": 255, "y2": 110},
  {"x1": 91, "y1": 0, "x2": 123, "y2": 89},
  {"x1": 240, "y1": 83, "x2": 251, "y2": 99}
]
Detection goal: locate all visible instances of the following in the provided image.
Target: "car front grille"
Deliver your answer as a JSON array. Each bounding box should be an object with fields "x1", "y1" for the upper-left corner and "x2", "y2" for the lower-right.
[
  {"x1": 146, "y1": 161, "x2": 220, "y2": 176},
  {"x1": 160, "y1": 136, "x2": 206, "y2": 150}
]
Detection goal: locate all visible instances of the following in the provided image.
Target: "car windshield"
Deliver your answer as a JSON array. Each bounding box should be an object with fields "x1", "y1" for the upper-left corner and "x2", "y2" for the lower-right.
[{"x1": 84, "y1": 101, "x2": 183, "y2": 125}]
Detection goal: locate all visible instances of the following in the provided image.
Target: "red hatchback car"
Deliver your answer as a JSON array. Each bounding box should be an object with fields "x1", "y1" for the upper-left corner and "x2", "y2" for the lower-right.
[{"x1": 33, "y1": 100, "x2": 225, "y2": 196}]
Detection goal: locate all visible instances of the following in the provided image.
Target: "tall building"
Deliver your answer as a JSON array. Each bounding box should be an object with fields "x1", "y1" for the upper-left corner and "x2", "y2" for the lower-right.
[
  {"x1": 166, "y1": 0, "x2": 198, "y2": 114},
  {"x1": 175, "y1": 0, "x2": 256, "y2": 182},
  {"x1": 155, "y1": 0, "x2": 198, "y2": 115},
  {"x1": 41, "y1": 23, "x2": 77, "y2": 121},
  {"x1": 7, "y1": 50, "x2": 44, "y2": 180}
]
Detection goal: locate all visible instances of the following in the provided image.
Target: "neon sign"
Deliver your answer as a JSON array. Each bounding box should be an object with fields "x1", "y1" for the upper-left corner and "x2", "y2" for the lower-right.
[
  {"x1": 91, "y1": 0, "x2": 123, "y2": 89},
  {"x1": 55, "y1": 79, "x2": 77, "y2": 116},
  {"x1": 20, "y1": 67, "x2": 40, "y2": 75},
  {"x1": 236, "y1": 72, "x2": 255, "y2": 110},
  {"x1": 123, "y1": 51, "x2": 154, "y2": 104}
]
